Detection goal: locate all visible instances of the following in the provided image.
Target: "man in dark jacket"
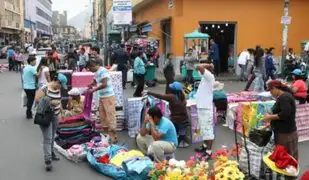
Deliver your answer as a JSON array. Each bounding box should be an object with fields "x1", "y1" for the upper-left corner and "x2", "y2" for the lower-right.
[{"x1": 113, "y1": 44, "x2": 129, "y2": 89}]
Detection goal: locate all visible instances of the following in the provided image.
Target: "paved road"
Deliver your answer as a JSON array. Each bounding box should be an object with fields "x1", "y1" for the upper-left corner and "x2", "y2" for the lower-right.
[{"x1": 0, "y1": 64, "x2": 308, "y2": 179}]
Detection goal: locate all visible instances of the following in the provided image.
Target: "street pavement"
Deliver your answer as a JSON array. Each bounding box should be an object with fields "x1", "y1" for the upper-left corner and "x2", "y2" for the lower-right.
[{"x1": 0, "y1": 60, "x2": 308, "y2": 179}]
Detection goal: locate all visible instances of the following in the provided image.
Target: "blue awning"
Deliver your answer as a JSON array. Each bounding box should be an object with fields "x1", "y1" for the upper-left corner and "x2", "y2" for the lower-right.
[{"x1": 142, "y1": 24, "x2": 152, "y2": 33}]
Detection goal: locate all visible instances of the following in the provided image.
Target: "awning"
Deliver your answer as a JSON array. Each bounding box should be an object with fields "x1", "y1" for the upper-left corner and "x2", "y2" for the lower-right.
[{"x1": 142, "y1": 24, "x2": 152, "y2": 33}]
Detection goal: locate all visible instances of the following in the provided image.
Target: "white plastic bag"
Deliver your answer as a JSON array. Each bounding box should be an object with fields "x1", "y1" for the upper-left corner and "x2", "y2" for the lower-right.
[
  {"x1": 22, "y1": 91, "x2": 27, "y2": 108},
  {"x1": 127, "y1": 69, "x2": 134, "y2": 82}
]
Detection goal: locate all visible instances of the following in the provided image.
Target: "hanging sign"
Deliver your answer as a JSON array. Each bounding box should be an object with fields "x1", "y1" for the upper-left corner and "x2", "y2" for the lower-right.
[
  {"x1": 113, "y1": 0, "x2": 132, "y2": 25},
  {"x1": 168, "y1": 0, "x2": 174, "y2": 8},
  {"x1": 281, "y1": 16, "x2": 291, "y2": 24}
]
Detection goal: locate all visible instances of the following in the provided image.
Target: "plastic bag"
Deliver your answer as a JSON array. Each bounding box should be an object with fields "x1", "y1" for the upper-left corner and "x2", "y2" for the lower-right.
[
  {"x1": 22, "y1": 91, "x2": 27, "y2": 108},
  {"x1": 87, "y1": 145, "x2": 127, "y2": 179},
  {"x1": 127, "y1": 69, "x2": 134, "y2": 82},
  {"x1": 83, "y1": 93, "x2": 93, "y2": 119}
]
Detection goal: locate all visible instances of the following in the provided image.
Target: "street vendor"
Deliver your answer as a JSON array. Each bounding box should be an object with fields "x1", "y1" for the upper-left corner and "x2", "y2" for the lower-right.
[
  {"x1": 290, "y1": 69, "x2": 307, "y2": 104},
  {"x1": 263, "y1": 80, "x2": 298, "y2": 160},
  {"x1": 136, "y1": 107, "x2": 178, "y2": 162},
  {"x1": 143, "y1": 81, "x2": 190, "y2": 148}
]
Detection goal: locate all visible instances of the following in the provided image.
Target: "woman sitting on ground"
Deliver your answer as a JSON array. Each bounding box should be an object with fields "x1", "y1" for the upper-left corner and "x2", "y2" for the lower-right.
[
  {"x1": 62, "y1": 88, "x2": 85, "y2": 118},
  {"x1": 290, "y1": 69, "x2": 307, "y2": 104},
  {"x1": 143, "y1": 81, "x2": 190, "y2": 148}
]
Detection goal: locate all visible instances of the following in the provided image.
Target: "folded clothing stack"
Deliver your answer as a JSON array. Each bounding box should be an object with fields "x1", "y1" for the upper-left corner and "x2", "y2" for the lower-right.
[
  {"x1": 55, "y1": 115, "x2": 100, "y2": 149},
  {"x1": 116, "y1": 107, "x2": 125, "y2": 131}
]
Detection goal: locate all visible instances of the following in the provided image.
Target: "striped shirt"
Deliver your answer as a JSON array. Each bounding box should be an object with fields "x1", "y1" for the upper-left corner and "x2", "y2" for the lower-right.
[
  {"x1": 94, "y1": 67, "x2": 115, "y2": 98},
  {"x1": 42, "y1": 85, "x2": 61, "y2": 115}
]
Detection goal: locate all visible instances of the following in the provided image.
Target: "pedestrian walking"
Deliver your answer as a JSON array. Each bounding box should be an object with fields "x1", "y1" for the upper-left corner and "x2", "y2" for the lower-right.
[
  {"x1": 184, "y1": 48, "x2": 197, "y2": 84},
  {"x1": 210, "y1": 39, "x2": 220, "y2": 76},
  {"x1": 7, "y1": 46, "x2": 15, "y2": 71},
  {"x1": 35, "y1": 73, "x2": 68, "y2": 171},
  {"x1": 22, "y1": 56, "x2": 42, "y2": 119},
  {"x1": 133, "y1": 51, "x2": 146, "y2": 97},
  {"x1": 265, "y1": 47, "x2": 277, "y2": 81},
  {"x1": 163, "y1": 53, "x2": 175, "y2": 94},
  {"x1": 253, "y1": 47, "x2": 266, "y2": 92},
  {"x1": 37, "y1": 57, "x2": 51, "y2": 88},
  {"x1": 78, "y1": 48, "x2": 89, "y2": 71},
  {"x1": 113, "y1": 44, "x2": 129, "y2": 89},
  {"x1": 13, "y1": 49, "x2": 24, "y2": 72},
  {"x1": 87, "y1": 60, "x2": 118, "y2": 144},
  {"x1": 194, "y1": 63, "x2": 216, "y2": 159},
  {"x1": 238, "y1": 49, "x2": 250, "y2": 81}
]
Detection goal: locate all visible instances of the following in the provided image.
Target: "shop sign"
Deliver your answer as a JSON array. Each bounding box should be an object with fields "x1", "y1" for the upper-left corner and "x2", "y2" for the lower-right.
[
  {"x1": 168, "y1": 0, "x2": 174, "y2": 8},
  {"x1": 281, "y1": 16, "x2": 291, "y2": 24},
  {"x1": 113, "y1": 0, "x2": 132, "y2": 25}
]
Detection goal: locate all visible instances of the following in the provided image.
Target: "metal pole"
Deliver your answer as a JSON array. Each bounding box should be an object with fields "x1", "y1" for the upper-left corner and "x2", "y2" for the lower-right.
[
  {"x1": 102, "y1": 0, "x2": 109, "y2": 66},
  {"x1": 281, "y1": 0, "x2": 289, "y2": 73}
]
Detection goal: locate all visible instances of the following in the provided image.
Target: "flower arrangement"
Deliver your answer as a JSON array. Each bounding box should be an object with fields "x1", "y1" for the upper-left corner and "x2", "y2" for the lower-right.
[
  {"x1": 149, "y1": 157, "x2": 209, "y2": 180},
  {"x1": 149, "y1": 144, "x2": 244, "y2": 180},
  {"x1": 211, "y1": 145, "x2": 245, "y2": 180}
]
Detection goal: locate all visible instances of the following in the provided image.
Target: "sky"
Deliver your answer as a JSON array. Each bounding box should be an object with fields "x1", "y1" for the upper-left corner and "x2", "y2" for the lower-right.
[{"x1": 52, "y1": 0, "x2": 92, "y2": 19}]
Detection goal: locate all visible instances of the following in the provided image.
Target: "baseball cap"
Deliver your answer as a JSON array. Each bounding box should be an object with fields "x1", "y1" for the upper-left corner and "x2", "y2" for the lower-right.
[
  {"x1": 57, "y1": 73, "x2": 68, "y2": 90},
  {"x1": 291, "y1": 69, "x2": 302, "y2": 76},
  {"x1": 169, "y1": 82, "x2": 183, "y2": 91}
]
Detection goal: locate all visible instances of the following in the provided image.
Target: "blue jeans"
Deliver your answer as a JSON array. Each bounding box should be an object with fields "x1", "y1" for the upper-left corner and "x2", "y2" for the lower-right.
[
  {"x1": 40, "y1": 114, "x2": 59, "y2": 162},
  {"x1": 254, "y1": 73, "x2": 265, "y2": 92}
]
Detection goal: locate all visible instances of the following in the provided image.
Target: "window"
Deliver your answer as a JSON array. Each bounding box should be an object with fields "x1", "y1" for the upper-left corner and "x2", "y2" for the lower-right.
[
  {"x1": 36, "y1": 7, "x2": 52, "y2": 21},
  {"x1": 36, "y1": 21, "x2": 49, "y2": 32},
  {"x1": 37, "y1": 0, "x2": 51, "y2": 11}
]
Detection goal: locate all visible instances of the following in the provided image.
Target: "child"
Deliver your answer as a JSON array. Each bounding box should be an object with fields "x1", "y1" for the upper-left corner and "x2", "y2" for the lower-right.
[
  {"x1": 213, "y1": 81, "x2": 228, "y2": 125},
  {"x1": 62, "y1": 88, "x2": 85, "y2": 118}
]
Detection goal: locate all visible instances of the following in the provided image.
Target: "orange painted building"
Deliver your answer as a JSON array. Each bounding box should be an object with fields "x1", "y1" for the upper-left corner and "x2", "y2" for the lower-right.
[{"x1": 133, "y1": 0, "x2": 309, "y2": 72}]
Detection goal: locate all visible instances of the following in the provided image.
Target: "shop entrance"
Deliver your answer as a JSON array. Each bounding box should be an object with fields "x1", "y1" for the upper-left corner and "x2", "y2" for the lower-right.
[
  {"x1": 161, "y1": 18, "x2": 172, "y2": 56},
  {"x1": 199, "y1": 22, "x2": 237, "y2": 73}
]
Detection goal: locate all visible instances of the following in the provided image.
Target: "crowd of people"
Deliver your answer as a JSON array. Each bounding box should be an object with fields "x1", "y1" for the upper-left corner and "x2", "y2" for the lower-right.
[
  {"x1": 16, "y1": 41, "x2": 307, "y2": 179},
  {"x1": 239, "y1": 46, "x2": 308, "y2": 105}
]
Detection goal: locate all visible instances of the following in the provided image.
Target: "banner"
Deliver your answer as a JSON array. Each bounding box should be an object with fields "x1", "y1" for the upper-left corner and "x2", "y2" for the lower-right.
[{"x1": 113, "y1": 0, "x2": 132, "y2": 25}]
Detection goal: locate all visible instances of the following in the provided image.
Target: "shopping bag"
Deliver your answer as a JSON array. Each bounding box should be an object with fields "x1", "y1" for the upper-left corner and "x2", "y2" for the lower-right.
[
  {"x1": 127, "y1": 69, "x2": 134, "y2": 82},
  {"x1": 83, "y1": 93, "x2": 93, "y2": 119},
  {"x1": 22, "y1": 91, "x2": 27, "y2": 108}
]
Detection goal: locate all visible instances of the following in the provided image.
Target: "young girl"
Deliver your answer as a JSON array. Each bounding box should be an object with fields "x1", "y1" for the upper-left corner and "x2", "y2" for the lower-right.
[{"x1": 37, "y1": 57, "x2": 51, "y2": 88}]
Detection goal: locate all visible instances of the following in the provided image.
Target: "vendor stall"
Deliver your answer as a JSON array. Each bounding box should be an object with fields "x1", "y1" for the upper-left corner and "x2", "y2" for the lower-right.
[{"x1": 181, "y1": 30, "x2": 210, "y2": 81}]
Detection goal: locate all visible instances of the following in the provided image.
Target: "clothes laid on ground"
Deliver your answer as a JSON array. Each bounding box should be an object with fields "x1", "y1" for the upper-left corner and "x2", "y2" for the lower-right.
[
  {"x1": 110, "y1": 150, "x2": 144, "y2": 167},
  {"x1": 55, "y1": 115, "x2": 99, "y2": 149},
  {"x1": 87, "y1": 145, "x2": 154, "y2": 180}
]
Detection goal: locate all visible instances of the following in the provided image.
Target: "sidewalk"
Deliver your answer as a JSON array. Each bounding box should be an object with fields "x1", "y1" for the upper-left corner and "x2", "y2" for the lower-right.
[{"x1": 155, "y1": 69, "x2": 239, "y2": 84}]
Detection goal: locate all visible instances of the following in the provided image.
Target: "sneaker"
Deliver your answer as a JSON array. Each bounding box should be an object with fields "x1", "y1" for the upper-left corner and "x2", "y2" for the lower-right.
[
  {"x1": 195, "y1": 144, "x2": 207, "y2": 153},
  {"x1": 45, "y1": 161, "x2": 52, "y2": 171},
  {"x1": 52, "y1": 152, "x2": 60, "y2": 161}
]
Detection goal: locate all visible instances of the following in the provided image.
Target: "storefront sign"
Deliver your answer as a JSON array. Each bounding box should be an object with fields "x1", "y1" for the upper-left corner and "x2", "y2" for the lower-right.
[
  {"x1": 281, "y1": 16, "x2": 291, "y2": 24},
  {"x1": 168, "y1": 0, "x2": 174, "y2": 8},
  {"x1": 142, "y1": 24, "x2": 152, "y2": 33},
  {"x1": 113, "y1": 0, "x2": 132, "y2": 25}
]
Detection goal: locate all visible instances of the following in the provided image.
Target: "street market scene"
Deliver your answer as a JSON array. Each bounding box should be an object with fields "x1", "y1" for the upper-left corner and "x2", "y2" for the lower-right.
[{"x1": 1, "y1": 0, "x2": 309, "y2": 179}]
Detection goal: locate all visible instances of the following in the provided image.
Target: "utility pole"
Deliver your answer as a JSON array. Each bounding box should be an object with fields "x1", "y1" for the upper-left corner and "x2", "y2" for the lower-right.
[
  {"x1": 281, "y1": 0, "x2": 290, "y2": 73},
  {"x1": 102, "y1": 0, "x2": 109, "y2": 66}
]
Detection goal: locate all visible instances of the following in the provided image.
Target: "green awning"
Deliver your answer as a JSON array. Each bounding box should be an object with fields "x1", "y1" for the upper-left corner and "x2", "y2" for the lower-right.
[{"x1": 184, "y1": 30, "x2": 209, "y2": 39}]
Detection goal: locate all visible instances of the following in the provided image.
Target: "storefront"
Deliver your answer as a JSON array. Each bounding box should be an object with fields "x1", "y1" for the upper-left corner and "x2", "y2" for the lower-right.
[{"x1": 133, "y1": 0, "x2": 309, "y2": 73}]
